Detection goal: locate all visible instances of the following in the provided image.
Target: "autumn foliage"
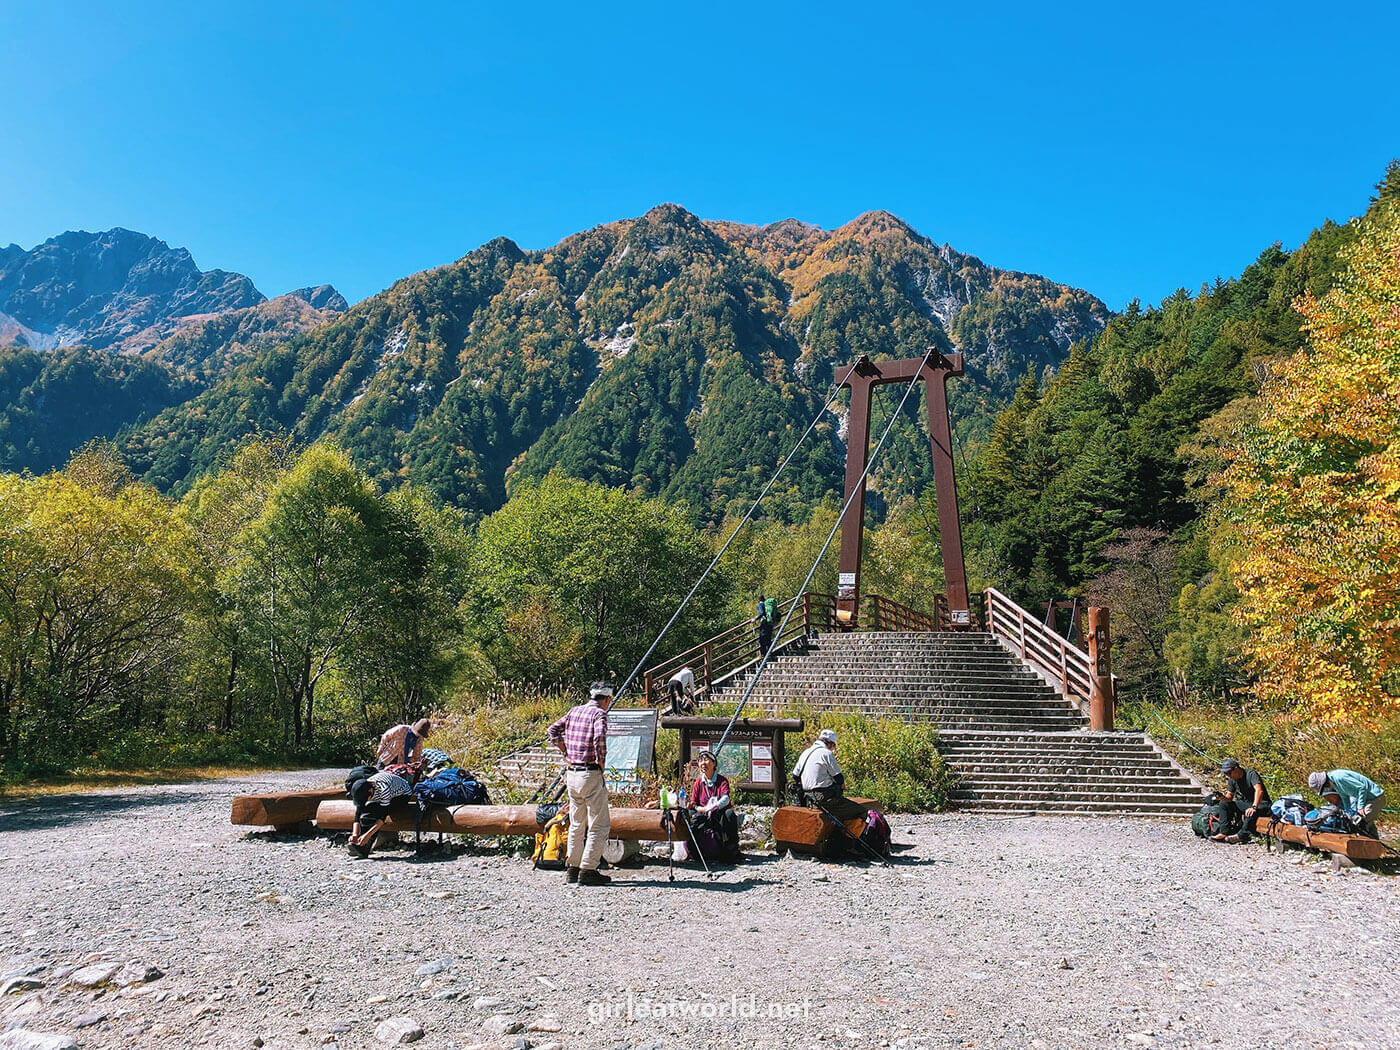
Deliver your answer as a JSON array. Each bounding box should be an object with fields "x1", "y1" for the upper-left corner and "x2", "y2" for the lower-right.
[{"x1": 1223, "y1": 196, "x2": 1400, "y2": 724}]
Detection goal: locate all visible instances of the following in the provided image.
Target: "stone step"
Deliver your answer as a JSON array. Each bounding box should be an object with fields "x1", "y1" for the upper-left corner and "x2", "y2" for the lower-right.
[
  {"x1": 951, "y1": 786, "x2": 1202, "y2": 803},
  {"x1": 951, "y1": 805, "x2": 1198, "y2": 817}
]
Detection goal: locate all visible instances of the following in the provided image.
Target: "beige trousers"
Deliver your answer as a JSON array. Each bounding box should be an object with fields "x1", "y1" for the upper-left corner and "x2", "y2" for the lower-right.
[{"x1": 565, "y1": 768, "x2": 611, "y2": 871}]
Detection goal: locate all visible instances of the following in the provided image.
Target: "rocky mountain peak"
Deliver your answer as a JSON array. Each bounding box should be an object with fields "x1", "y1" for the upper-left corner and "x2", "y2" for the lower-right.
[
  {"x1": 0, "y1": 228, "x2": 265, "y2": 352},
  {"x1": 287, "y1": 285, "x2": 348, "y2": 312}
]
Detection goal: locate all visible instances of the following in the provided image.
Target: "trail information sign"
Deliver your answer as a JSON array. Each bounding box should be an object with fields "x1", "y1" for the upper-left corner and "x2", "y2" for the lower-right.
[
  {"x1": 605, "y1": 708, "x2": 658, "y2": 791},
  {"x1": 659, "y1": 715, "x2": 804, "y2": 805}
]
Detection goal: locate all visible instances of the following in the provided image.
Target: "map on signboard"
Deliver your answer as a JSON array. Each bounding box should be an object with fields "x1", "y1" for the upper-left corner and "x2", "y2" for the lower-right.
[
  {"x1": 604, "y1": 708, "x2": 658, "y2": 789},
  {"x1": 715, "y1": 741, "x2": 751, "y2": 782}
]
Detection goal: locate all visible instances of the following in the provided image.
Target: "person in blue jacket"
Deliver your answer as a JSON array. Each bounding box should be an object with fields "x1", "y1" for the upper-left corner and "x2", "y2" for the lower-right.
[{"x1": 1308, "y1": 768, "x2": 1386, "y2": 835}]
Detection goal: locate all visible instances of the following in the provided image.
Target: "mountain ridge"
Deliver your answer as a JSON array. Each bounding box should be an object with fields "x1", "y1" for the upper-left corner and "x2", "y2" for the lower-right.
[{"x1": 120, "y1": 202, "x2": 1110, "y2": 521}]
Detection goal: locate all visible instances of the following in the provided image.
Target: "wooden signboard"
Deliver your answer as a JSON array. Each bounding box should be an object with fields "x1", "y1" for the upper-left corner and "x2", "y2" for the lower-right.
[{"x1": 660, "y1": 715, "x2": 804, "y2": 805}]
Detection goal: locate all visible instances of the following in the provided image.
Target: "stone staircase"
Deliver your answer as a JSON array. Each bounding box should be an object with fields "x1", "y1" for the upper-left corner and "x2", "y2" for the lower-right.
[
  {"x1": 494, "y1": 745, "x2": 564, "y2": 789},
  {"x1": 708, "y1": 631, "x2": 1204, "y2": 817}
]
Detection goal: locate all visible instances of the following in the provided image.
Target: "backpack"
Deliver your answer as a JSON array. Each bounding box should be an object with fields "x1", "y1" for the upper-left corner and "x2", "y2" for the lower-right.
[
  {"x1": 762, "y1": 597, "x2": 777, "y2": 624},
  {"x1": 1191, "y1": 793, "x2": 1241, "y2": 838},
  {"x1": 532, "y1": 814, "x2": 569, "y2": 869},
  {"x1": 413, "y1": 767, "x2": 491, "y2": 808},
  {"x1": 1303, "y1": 805, "x2": 1357, "y2": 834},
  {"x1": 1270, "y1": 794, "x2": 1310, "y2": 827},
  {"x1": 860, "y1": 810, "x2": 892, "y2": 856}
]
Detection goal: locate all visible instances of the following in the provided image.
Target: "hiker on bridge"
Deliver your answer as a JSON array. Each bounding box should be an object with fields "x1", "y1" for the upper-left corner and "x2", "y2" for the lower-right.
[
  {"x1": 1219, "y1": 758, "x2": 1271, "y2": 831},
  {"x1": 755, "y1": 593, "x2": 776, "y2": 656},
  {"x1": 377, "y1": 718, "x2": 432, "y2": 769},
  {"x1": 793, "y1": 729, "x2": 867, "y2": 822},
  {"x1": 548, "y1": 681, "x2": 615, "y2": 886},
  {"x1": 1308, "y1": 769, "x2": 1386, "y2": 836}
]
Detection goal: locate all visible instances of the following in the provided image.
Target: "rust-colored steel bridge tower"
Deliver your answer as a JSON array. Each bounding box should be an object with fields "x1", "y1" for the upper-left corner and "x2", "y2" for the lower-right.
[{"x1": 836, "y1": 352, "x2": 971, "y2": 627}]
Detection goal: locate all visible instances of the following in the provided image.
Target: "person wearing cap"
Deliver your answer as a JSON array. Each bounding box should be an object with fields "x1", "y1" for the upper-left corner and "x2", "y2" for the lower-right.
[
  {"x1": 792, "y1": 729, "x2": 866, "y2": 821},
  {"x1": 547, "y1": 682, "x2": 615, "y2": 885},
  {"x1": 686, "y1": 749, "x2": 739, "y2": 862},
  {"x1": 376, "y1": 717, "x2": 432, "y2": 769},
  {"x1": 1308, "y1": 769, "x2": 1386, "y2": 835},
  {"x1": 1219, "y1": 758, "x2": 1271, "y2": 831}
]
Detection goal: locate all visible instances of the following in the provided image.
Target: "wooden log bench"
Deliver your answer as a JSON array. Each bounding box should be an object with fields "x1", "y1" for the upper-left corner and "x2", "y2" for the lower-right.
[
  {"x1": 231, "y1": 786, "x2": 346, "y2": 830},
  {"x1": 772, "y1": 799, "x2": 878, "y2": 855},
  {"x1": 314, "y1": 800, "x2": 673, "y2": 841},
  {"x1": 1254, "y1": 817, "x2": 1387, "y2": 861}
]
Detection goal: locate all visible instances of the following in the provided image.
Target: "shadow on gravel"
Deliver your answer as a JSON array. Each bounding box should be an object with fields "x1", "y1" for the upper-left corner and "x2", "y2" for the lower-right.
[
  {"x1": 0, "y1": 787, "x2": 202, "y2": 831},
  {"x1": 618, "y1": 876, "x2": 781, "y2": 891}
]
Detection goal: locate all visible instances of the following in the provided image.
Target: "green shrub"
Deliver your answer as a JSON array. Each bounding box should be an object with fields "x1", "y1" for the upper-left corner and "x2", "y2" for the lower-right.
[{"x1": 698, "y1": 699, "x2": 953, "y2": 812}]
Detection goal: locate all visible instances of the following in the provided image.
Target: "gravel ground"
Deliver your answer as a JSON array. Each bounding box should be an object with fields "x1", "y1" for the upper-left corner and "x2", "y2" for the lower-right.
[{"x1": 1, "y1": 769, "x2": 1397, "y2": 1050}]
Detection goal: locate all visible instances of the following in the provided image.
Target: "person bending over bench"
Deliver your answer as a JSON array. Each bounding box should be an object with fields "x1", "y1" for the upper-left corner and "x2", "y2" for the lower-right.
[{"x1": 1309, "y1": 769, "x2": 1387, "y2": 837}]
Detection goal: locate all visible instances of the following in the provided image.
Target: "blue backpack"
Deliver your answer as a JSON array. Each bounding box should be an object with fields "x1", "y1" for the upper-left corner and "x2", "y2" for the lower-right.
[
  {"x1": 414, "y1": 767, "x2": 490, "y2": 808},
  {"x1": 1270, "y1": 794, "x2": 1310, "y2": 827}
]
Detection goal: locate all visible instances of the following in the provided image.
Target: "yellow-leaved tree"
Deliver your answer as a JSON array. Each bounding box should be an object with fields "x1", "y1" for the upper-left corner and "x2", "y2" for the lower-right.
[{"x1": 1222, "y1": 187, "x2": 1400, "y2": 724}]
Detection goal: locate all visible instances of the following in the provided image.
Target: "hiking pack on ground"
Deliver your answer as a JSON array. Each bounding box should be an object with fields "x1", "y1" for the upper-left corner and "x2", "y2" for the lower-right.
[
  {"x1": 860, "y1": 810, "x2": 892, "y2": 856},
  {"x1": 532, "y1": 812, "x2": 569, "y2": 869},
  {"x1": 1191, "y1": 792, "x2": 1242, "y2": 838},
  {"x1": 413, "y1": 767, "x2": 490, "y2": 808}
]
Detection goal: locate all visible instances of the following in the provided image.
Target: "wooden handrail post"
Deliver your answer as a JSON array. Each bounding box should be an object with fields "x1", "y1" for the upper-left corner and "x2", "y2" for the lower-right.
[
  {"x1": 1059, "y1": 642, "x2": 1069, "y2": 695},
  {"x1": 1017, "y1": 607, "x2": 1026, "y2": 659},
  {"x1": 643, "y1": 672, "x2": 652, "y2": 706},
  {"x1": 802, "y1": 592, "x2": 810, "y2": 634},
  {"x1": 703, "y1": 642, "x2": 713, "y2": 689},
  {"x1": 1087, "y1": 606, "x2": 1114, "y2": 731}
]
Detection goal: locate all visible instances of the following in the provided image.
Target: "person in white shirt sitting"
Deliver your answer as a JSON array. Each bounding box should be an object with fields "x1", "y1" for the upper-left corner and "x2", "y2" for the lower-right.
[{"x1": 791, "y1": 729, "x2": 867, "y2": 821}]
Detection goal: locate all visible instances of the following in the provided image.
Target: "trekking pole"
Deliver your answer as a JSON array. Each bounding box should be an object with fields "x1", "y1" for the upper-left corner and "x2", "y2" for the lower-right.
[
  {"x1": 813, "y1": 799, "x2": 890, "y2": 867},
  {"x1": 678, "y1": 809, "x2": 715, "y2": 880},
  {"x1": 664, "y1": 809, "x2": 677, "y2": 883}
]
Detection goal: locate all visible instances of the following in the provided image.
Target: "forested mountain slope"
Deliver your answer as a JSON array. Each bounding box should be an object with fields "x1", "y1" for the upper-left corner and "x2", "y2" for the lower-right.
[{"x1": 123, "y1": 204, "x2": 1109, "y2": 519}]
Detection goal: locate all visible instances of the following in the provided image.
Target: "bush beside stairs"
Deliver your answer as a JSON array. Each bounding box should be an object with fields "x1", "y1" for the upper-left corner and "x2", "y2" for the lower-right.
[{"x1": 709, "y1": 631, "x2": 1206, "y2": 817}]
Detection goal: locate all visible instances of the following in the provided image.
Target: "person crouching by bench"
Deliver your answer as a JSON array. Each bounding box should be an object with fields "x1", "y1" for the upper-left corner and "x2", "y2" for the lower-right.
[
  {"x1": 348, "y1": 762, "x2": 419, "y2": 858},
  {"x1": 547, "y1": 681, "x2": 615, "y2": 886},
  {"x1": 793, "y1": 729, "x2": 867, "y2": 822},
  {"x1": 1220, "y1": 758, "x2": 1271, "y2": 832}
]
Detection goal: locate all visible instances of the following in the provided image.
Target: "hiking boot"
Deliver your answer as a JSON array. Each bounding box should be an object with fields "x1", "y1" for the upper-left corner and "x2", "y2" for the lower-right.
[
  {"x1": 565, "y1": 867, "x2": 580, "y2": 884},
  {"x1": 578, "y1": 868, "x2": 612, "y2": 886}
]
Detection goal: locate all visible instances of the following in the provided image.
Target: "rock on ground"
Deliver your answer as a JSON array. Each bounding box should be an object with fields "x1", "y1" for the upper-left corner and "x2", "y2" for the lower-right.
[{"x1": 0, "y1": 769, "x2": 1398, "y2": 1049}]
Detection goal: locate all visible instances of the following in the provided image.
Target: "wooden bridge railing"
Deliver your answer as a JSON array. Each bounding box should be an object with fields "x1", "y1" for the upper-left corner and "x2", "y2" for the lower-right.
[
  {"x1": 641, "y1": 590, "x2": 951, "y2": 708},
  {"x1": 983, "y1": 585, "x2": 1110, "y2": 715}
]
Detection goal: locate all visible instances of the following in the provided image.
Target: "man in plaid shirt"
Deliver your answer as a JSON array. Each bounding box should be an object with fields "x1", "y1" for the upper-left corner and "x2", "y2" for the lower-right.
[{"x1": 547, "y1": 681, "x2": 615, "y2": 885}]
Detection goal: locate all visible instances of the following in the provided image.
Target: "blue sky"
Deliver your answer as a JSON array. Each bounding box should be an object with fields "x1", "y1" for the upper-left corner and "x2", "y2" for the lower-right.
[{"x1": 3, "y1": 2, "x2": 1398, "y2": 309}]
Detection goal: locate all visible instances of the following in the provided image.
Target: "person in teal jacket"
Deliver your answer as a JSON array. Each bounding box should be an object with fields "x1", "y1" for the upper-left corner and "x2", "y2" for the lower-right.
[{"x1": 1308, "y1": 769, "x2": 1386, "y2": 834}]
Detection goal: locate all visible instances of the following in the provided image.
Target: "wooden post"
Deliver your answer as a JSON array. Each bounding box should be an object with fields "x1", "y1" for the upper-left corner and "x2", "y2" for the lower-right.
[
  {"x1": 703, "y1": 642, "x2": 713, "y2": 687},
  {"x1": 1087, "y1": 606, "x2": 1114, "y2": 731}
]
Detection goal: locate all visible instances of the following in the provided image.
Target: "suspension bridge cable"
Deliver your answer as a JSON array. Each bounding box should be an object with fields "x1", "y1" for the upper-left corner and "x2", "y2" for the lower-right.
[
  {"x1": 709, "y1": 350, "x2": 936, "y2": 760},
  {"x1": 612, "y1": 363, "x2": 856, "y2": 703}
]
